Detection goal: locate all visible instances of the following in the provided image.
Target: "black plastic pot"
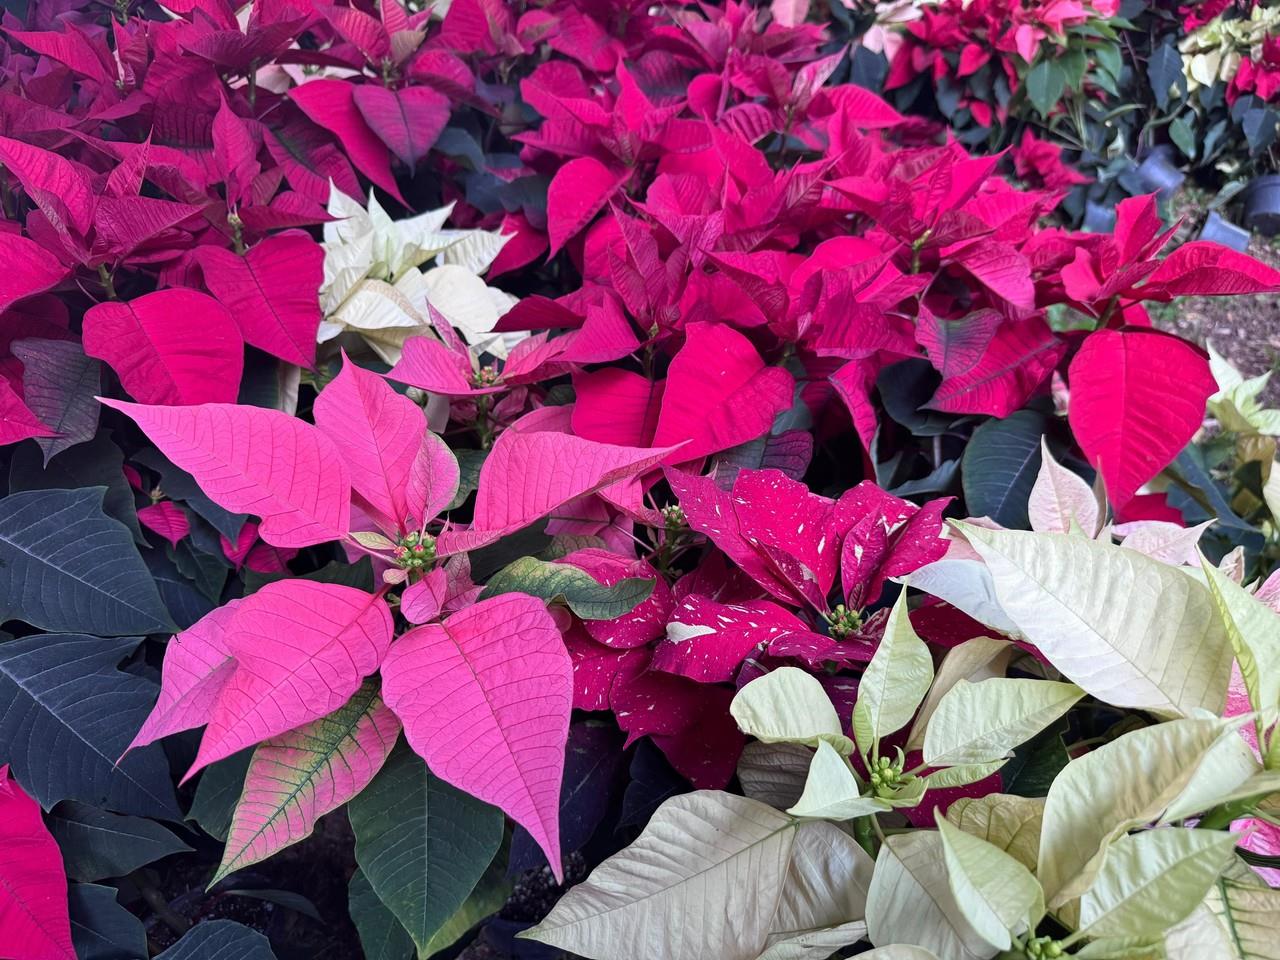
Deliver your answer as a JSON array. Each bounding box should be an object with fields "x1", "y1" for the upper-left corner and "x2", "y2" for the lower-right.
[
  {"x1": 1136, "y1": 150, "x2": 1186, "y2": 200},
  {"x1": 1199, "y1": 210, "x2": 1252, "y2": 252},
  {"x1": 1243, "y1": 174, "x2": 1280, "y2": 237},
  {"x1": 1083, "y1": 200, "x2": 1117, "y2": 233}
]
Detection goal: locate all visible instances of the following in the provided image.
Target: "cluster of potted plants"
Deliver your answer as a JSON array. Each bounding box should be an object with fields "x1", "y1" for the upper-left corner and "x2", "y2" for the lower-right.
[{"x1": 1, "y1": 1, "x2": 1279, "y2": 959}]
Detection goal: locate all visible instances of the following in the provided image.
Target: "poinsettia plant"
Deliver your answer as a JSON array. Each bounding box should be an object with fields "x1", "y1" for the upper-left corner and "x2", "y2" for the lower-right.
[{"x1": 4, "y1": 0, "x2": 1280, "y2": 958}]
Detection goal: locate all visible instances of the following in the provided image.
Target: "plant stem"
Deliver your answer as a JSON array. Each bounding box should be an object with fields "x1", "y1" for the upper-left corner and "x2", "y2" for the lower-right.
[{"x1": 97, "y1": 264, "x2": 117, "y2": 300}]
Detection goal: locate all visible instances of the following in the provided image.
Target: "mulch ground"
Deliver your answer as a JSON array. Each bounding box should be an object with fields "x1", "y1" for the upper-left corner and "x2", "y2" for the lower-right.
[{"x1": 1152, "y1": 196, "x2": 1280, "y2": 405}]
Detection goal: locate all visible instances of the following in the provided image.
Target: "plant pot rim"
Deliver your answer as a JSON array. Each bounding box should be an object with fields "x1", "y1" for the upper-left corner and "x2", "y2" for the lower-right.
[{"x1": 1246, "y1": 173, "x2": 1280, "y2": 193}]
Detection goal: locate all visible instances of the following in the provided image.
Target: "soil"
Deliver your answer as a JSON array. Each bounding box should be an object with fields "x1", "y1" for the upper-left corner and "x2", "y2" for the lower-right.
[
  {"x1": 138, "y1": 812, "x2": 365, "y2": 960},
  {"x1": 1151, "y1": 193, "x2": 1280, "y2": 405}
]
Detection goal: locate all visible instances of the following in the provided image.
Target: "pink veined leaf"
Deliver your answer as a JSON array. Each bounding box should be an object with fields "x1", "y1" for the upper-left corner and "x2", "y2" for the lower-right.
[
  {"x1": 0, "y1": 233, "x2": 69, "y2": 313},
  {"x1": 652, "y1": 594, "x2": 816, "y2": 682},
  {"x1": 401, "y1": 567, "x2": 449, "y2": 623},
  {"x1": 186, "y1": 580, "x2": 395, "y2": 780},
  {"x1": 732, "y1": 469, "x2": 849, "y2": 605},
  {"x1": 7, "y1": 24, "x2": 114, "y2": 86},
  {"x1": 83, "y1": 290, "x2": 244, "y2": 406},
  {"x1": 406, "y1": 428, "x2": 460, "y2": 528},
  {"x1": 0, "y1": 378, "x2": 54, "y2": 446},
  {"x1": 389, "y1": 337, "x2": 492, "y2": 397},
  {"x1": 322, "y1": 3, "x2": 392, "y2": 63},
  {"x1": 610, "y1": 668, "x2": 705, "y2": 742},
  {"x1": 839, "y1": 490, "x2": 950, "y2": 608},
  {"x1": 942, "y1": 238, "x2": 1035, "y2": 308},
  {"x1": 220, "y1": 521, "x2": 260, "y2": 567},
  {"x1": 824, "y1": 83, "x2": 904, "y2": 129},
  {"x1": 197, "y1": 232, "x2": 324, "y2": 368},
  {"x1": 546, "y1": 157, "x2": 628, "y2": 255},
  {"x1": 927, "y1": 315, "x2": 1065, "y2": 417},
  {"x1": 0, "y1": 135, "x2": 95, "y2": 238},
  {"x1": 246, "y1": 542, "x2": 299, "y2": 573},
  {"x1": 381, "y1": 0, "x2": 412, "y2": 36},
  {"x1": 769, "y1": 0, "x2": 810, "y2": 28},
  {"x1": 830, "y1": 358, "x2": 880, "y2": 459},
  {"x1": 915, "y1": 307, "x2": 1003, "y2": 380},
  {"x1": 0, "y1": 295, "x2": 70, "y2": 354},
  {"x1": 126, "y1": 601, "x2": 243, "y2": 755},
  {"x1": 436, "y1": 413, "x2": 680, "y2": 553},
  {"x1": 100, "y1": 400, "x2": 352, "y2": 548},
  {"x1": 288, "y1": 79, "x2": 405, "y2": 205},
  {"x1": 650, "y1": 687, "x2": 744, "y2": 789},
  {"x1": 138, "y1": 501, "x2": 191, "y2": 547},
  {"x1": 1139, "y1": 240, "x2": 1280, "y2": 300},
  {"x1": 213, "y1": 679, "x2": 401, "y2": 884},
  {"x1": 570, "y1": 369, "x2": 665, "y2": 448},
  {"x1": 212, "y1": 98, "x2": 261, "y2": 207},
  {"x1": 563, "y1": 628, "x2": 650, "y2": 711},
  {"x1": 353, "y1": 84, "x2": 450, "y2": 168},
  {"x1": 0, "y1": 765, "x2": 74, "y2": 960},
  {"x1": 666, "y1": 468, "x2": 802, "y2": 605},
  {"x1": 314, "y1": 354, "x2": 426, "y2": 534},
  {"x1": 264, "y1": 123, "x2": 364, "y2": 207},
  {"x1": 1068, "y1": 329, "x2": 1216, "y2": 508},
  {"x1": 380, "y1": 593, "x2": 572, "y2": 881},
  {"x1": 90, "y1": 196, "x2": 204, "y2": 261},
  {"x1": 652, "y1": 323, "x2": 795, "y2": 462}
]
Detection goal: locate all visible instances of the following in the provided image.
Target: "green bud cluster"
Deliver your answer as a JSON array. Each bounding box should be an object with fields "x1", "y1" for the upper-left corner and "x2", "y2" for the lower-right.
[
  {"x1": 661, "y1": 504, "x2": 686, "y2": 530},
  {"x1": 827, "y1": 603, "x2": 861, "y2": 639},
  {"x1": 393, "y1": 531, "x2": 436, "y2": 569},
  {"x1": 1024, "y1": 937, "x2": 1064, "y2": 959},
  {"x1": 868, "y1": 755, "x2": 911, "y2": 798},
  {"x1": 472, "y1": 365, "x2": 500, "y2": 387}
]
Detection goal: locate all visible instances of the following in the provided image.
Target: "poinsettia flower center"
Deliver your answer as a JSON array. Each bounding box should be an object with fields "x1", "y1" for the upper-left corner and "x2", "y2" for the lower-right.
[{"x1": 393, "y1": 531, "x2": 437, "y2": 569}]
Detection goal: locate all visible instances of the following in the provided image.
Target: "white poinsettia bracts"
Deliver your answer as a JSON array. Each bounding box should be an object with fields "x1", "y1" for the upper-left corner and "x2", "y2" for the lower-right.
[{"x1": 318, "y1": 184, "x2": 521, "y2": 363}]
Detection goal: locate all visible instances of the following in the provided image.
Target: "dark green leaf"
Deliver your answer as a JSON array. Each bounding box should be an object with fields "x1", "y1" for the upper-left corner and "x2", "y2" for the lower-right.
[
  {"x1": 1094, "y1": 42, "x2": 1121, "y2": 82},
  {"x1": 12, "y1": 338, "x2": 101, "y2": 465},
  {"x1": 1148, "y1": 39, "x2": 1185, "y2": 111},
  {"x1": 50, "y1": 801, "x2": 191, "y2": 881},
  {"x1": 243, "y1": 557, "x2": 374, "y2": 595},
  {"x1": 8, "y1": 433, "x2": 144, "y2": 544},
  {"x1": 155, "y1": 920, "x2": 278, "y2": 960},
  {"x1": 877, "y1": 360, "x2": 954, "y2": 436},
  {"x1": 225, "y1": 889, "x2": 322, "y2": 921},
  {"x1": 237, "y1": 349, "x2": 299, "y2": 411},
  {"x1": 1244, "y1": 107, "x2": 1278, "y2": 153},
  {"x1": 145, "y1": 549, "x2": 216, "y2": 630},
  {"x1": 170, "y1": 540, "x2": 228, "y2": 603},
  {"x1": 0, "y1": 634, "x2": 179, "y2": 817},
  {"x1": 479, "y1": 556, "x2": 654, "y2": 620},
  {"x1": 69, "y1": 883, "x2": 148, "y2": 960},
  {"x1": 1026, "y1": 59, "x2": 1067, "y2": 117},
  {"x1": 449, "y1": 449, "x2": 487, "y2": 511},
  {"x1": 348, "y1": 743, "x2": 504, "y2": 953},
  {"x1": 187, "y1": 750, "x2": 252, "y2": 842},
  {"x1": 349, "y1": 868, "x2": 415, "y2": 960},
  {"x1": 890, "y1": 459, "x2": 960, "y2": 499},
  {"x1": 0, "y1": 488, "x2": 173, "y2": 635},
  {"x1": 132, "y1": 448, "x2": 246, "y2": 543},
  {"x1": 1003, "y1": 727, "x2": 1070, "y2": 798},
  {"x1": 468, "y1": 523, "x2": 552, "y2": 581},
  {"x1": 961, "y1": 410, "x2": 1048, "y2": 528},
  {"x1": 1168, "y1": 446, "x2": 1264, "y2": 553},
  {"x1": 1059, "y1": 48, "x2": 1087, "y2": 89},
  {"x1": 421, "y1": 852, "x2": 511, "y2": 956},
  {"x1": 1170, "y1": 115, "x2": 1196, "y2": 160},
  {"x1": 509, "y1": 722, "x2": 623, "y2": 873}
]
